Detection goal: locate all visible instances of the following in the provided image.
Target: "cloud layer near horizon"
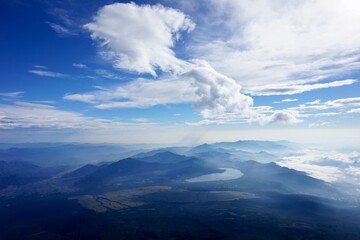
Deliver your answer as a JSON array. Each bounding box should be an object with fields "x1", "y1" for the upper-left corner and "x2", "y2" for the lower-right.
[
  {"x1": 277, "y1": 149, "x2": 360, "y2": 184},
  {"x1": 0, "y1": 101, "x2": 130, "y2": 130}
]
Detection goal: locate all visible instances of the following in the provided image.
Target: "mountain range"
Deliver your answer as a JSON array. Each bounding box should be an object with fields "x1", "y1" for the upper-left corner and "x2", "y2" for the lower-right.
[{"x1": 1, "y1": 140, "x2": 359, "y2": 239}]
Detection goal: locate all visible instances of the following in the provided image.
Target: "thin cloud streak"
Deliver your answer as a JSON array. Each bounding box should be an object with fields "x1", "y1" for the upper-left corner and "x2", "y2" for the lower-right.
[
  {"x1": 189, "y1": 0, "x2": 360, "y2": 95},
  {"x1": 29, "y1": 70, "x2": 66, "y2": 78},
  {"x1": 0, "y1": 101, "x2": 147, "y2": 130},
  {"x1": 246, "y1": 79, "x2": 357, "y2": 96},
  {"x1": 0, "y1": 91, "x2": 24, "y2": 98}
]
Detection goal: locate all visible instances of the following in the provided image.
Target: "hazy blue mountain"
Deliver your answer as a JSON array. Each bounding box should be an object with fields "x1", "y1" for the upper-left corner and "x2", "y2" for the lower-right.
[
  {"x1": 0, "y1": 142, "x2": 71, "y2": 149},
  {"x1": 132, "y1": 147, "x2": 189, "y2": 158},
  {"x1": 0, "y1": 141, "x2": 359, "y2": 240},
  {"x1": 0, "y1": 143, "x2": 140, "y2": 167},
  {"x1": 187, "y1": 142, "x2": 282, "y2": 164},
  {"x1": 0, "y1": 160, "x2": 61, "y2": 189},
  {"x1": 187, "y1": 143, "x2": 217, "y2": 153},
  {"x1": 73, "y1": 158, "x2": 163, "y2": 191},
  {"x1": 187, "y1": 160, "x2": 340, "y2": 199},
  {"x1": 252, "y1": 150, "x2": 279, "y2": 162},
  {"x1": 59, "y1": 149, "x2": 342, "y2": 201},
  {"x1": 189, "y1": 150, "x2": 235, "y2": 166},
  {"x1": 74, "y1": 155, "x2": 221, "y2": 192},
  {"x1": 135, "y1": 151, "x2": 193, "y2": 163},
  {"x1": 211, "y1": 140, "x2": 288, "y2": 152},
  {"x1": 62, "y1": 164, "x2": 100, "y2": 179}
]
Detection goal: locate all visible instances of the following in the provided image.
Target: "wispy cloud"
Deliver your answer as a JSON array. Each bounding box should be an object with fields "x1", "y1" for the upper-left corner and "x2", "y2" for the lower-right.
[
  {"x1": 72, "y1": 63, "x2": 87, "y2": 68},
  {"x1": 246, "y1": 79, "x2": 357, "y2": 96},
  {"x1": 29, "y1": 69, "x2": 66, "y2": 77},
  {"x1": 348, "y1": 108, "x2": 360, "y2": 114},
  {"x1": 187, "y1": 0, "x2": 360, "y2": 95},
  {"x1": 95, "y1": 69, "x2": 123, "y2": 80},
  {"x1": 308, "y1": 121, "x2": 330, "y2": 128},
  {"x1": 0, "y1": 101, "x2": 142, "y2": 130},
  {"x1": 292, "y1": 97, "x2": 360, "y2": 114},
  {"x1": 63, "y1": 94, "x2": 97, "y2": 104},
  {"x1": 32, "y1": 65, "x2": 48, "y2": 69},
  {"x1": 184, "y1": 95, "x2": 360, "y2": 125},
  {"x1": 132, "y1": 118, "x2": 150, "y2": 123},
  {"x1": 0, "y1": 91, "x2": 24, "y2": 99},
  {"x1": 65, "y1": 76, "x2": 196, "y2": 108},
  {"x1": 47, "y1": 21, "x2": 76, "y2": 37},
  {"x1": 273, "y1": 98, "x2": 298, "y2": 104}
]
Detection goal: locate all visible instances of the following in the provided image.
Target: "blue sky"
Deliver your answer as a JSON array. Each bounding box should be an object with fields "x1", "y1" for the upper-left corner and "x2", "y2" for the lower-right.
[{"x1": 1, "y1": 0, "x2": 360, "y2": 146}]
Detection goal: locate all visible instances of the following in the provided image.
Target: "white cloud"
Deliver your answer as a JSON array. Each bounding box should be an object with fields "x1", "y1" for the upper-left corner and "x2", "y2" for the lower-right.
[
  {"x1": 0, "y1": 101, "x2": 134, "y2": 130},
  {"x1": 346, "y1": 166, "x2": 360, "y2": 176},
  {"x1": 85, "y1": 2, "x2": 195, "y2": 76},
  {"x1": 285, "y1": 162, "x2": 343, "y2": 183},
  {"x1": 47, "y1": 22, "x2": 76, "y2": 36},
  {"x1": 185, "y1": 108, "x2": 302, "y2": 126},
  {"x1": 277, "y1": 149, "x2": 360, "y2": 183},
  {"x1": 132, "y1": 118, "x2": 150, "y2": 123},
  {"x1": 307, "y1": 100, "x2": 321, "y2": 105},
  {"x1": 72, "y1": 1, "x2": 360, "y2": 127},
  {"x1": 32, "y1": 65, "x2": 48, "y2": 69},
  {"x1": 327, "y1": 97, "x2": 360, "y2": 107},
  {"x1": 292, "y1": 97, "x2": 360, "y2": 114},
  {"x1": 264, "y1": 110, "x2": 302, "y2": 125},
  {"x1": 273, "y1": 98, "x2": 298, "y2": 104},
  {"x1": 64, "y1": 76, "x2": 196, "y2": 109},
  {"x1": 348, "y1": 108, "x2": 360, "y2": 114},
  {"x1": 95, "y1": 69, "x2": 123, "y2": 80},
  {"x1": 73, "y1": 0, "x2": 360, "y2": 127},
  {"x1": 63, "y1": 94, "x2": 97, "y2": 104},
  {"x1": 70, "y1": 61, "x2": 255, "y2": 113},
  {"x1": 246, "y1": 79, "x2": 356, "y2": 96},
  {"x1": 72, "y1": 63, "x2": 87, "y2": 68},
  {"x1": 310, "y1": 112, "x2": 341, "y2": 117},
  {"x1": 65, "y1": 61, "x2": 302, "y2": 125},
  {"x1": 0, "y1": 91, "x2": 24, "y2": 98},
  {"x1": 308, "y1": 121, "x2": 330, "y2": 128},
  {"x1": 184, "y1": 60, "x2": 254, "y2": 118},
  {"x1": 185, "y1": 117, "x2": 248, "y2": 126},
  {"x1": 29, "y1": 70, "x2": 66, "y2": 78},
  {"x1": 189, "y1": 0, "x2": 360, "y2": 95}
]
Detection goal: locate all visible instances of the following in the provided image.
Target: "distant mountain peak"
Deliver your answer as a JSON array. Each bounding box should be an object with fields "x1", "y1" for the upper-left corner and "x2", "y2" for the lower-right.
[{"x1": 135, "y1": 151, "x2": 192, "y2": 164}]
